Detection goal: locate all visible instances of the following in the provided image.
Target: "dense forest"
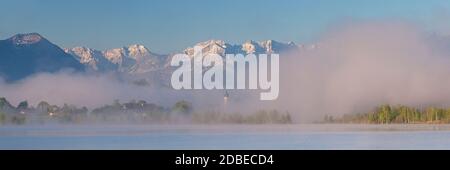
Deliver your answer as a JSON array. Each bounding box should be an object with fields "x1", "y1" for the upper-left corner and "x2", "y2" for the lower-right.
[
  {"x1": 0, "y1": 97, "x2": 291, "y2": 125},
  {"x1": 323, "y1": 105, "x2": 450, "y2": 124}
]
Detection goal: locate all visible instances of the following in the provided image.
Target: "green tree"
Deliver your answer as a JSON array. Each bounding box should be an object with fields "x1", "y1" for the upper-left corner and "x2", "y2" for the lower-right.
[
  {"x1": 425, "y1": 107, "x2": 439, "y2": 122},
  {"x1": 37, "y1": 101, "x2": 50, "y2": 113},
  {"x1": 281, "y1": 111, "x2": 292, "y2": 124},
  {"x1": 327, "y1": 105, "x2": 450, "y2": 124},
  {"x1": 17, "y1": 101, "x2": 29, "y2": 110},
  {"x1": 0, "y1": 111, "x2": 5, "y2": 125},
  {"x1": 0, "y1": 97, "x2": 16, "y2": 113},
  {"x1": 172, "y1": 101, "x2": 192, "y2": 114},
  {"x1": 377, "y1": 105, "x2": 391, "y2": 124},
  {"x1": 368, "y1": 112, "x2": 377, "y2": 123}
]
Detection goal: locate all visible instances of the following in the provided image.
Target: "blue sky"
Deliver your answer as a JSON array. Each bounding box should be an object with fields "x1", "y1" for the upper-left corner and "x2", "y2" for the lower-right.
[{"x1": 1, "y1": 0, "x2": 450, "y2": 53}]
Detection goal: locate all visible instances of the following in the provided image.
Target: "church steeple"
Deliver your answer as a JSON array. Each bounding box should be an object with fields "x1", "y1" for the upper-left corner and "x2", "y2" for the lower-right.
[{"x1": 224, "y1": 91, "x2": 229, "y2": 105}]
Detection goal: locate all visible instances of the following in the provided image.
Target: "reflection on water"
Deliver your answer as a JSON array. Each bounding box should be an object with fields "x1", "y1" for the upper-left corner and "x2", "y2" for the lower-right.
[{"x1": 0, "y1": 124, "x2": 450, "y2": 150}]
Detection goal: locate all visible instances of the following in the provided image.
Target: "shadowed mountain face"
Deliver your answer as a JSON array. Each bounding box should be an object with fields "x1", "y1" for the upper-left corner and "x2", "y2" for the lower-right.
[{"x1": 0, "y1": 33, "x2": 85, "y2": 82}]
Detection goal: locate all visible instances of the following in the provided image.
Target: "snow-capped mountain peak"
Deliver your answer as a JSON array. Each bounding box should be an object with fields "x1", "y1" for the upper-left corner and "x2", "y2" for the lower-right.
[
  {"x1": 184, "y1": 40, "x2": 228, "y2": 57},
  {"x1": 103, "y1": 47, "x2": 127, "y2": 64},
  {"x1": 103, "y1": 44, "x2": 153, "y2": 62},
  {"x1": 259, "y1": 40, "x2": 297, "y2": 53},
  {"x1": 10, "y1": 33, "x2": 43, "y2": 45},
  {"x1": 64, "y1": 46, "x2": 97, "y2": 64},
  {"x1": 183, "y1": 39, "x2": 300, "y2": 57},
  {"x1": 242, "y1": 40, "x2": 263, "y2": 54},
  {"x1": 127, "y1": 44, "x2": 151, "y2": 59},
  {"x1": 2, "y1": 32, "x2": 310, "y2": 81},
  {"x1": 65, "y1": 46, "x2": 118, "y2": 71},
  {"x1": 0, "y1": 33, "x2": 85, "y2": 81},
  {"x1": 64, "y1": 39, "x2": 303, "y2": 75},
  {"x1": 66, "y1": 44, "x2": 164, "y2": 74}
]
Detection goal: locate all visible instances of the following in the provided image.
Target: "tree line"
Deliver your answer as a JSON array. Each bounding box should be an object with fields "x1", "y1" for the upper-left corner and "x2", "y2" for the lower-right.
[
  {"x1": 0, "y1": 97, "x2": 291, "y2": 125},
  {"x1": 323, "y1": 105, "x2": 450, "y2": 124}
]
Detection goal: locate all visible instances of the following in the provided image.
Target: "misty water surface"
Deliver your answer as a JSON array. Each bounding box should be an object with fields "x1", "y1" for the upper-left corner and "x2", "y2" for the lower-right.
[{"x1": 0, "y1": 124, "x2": 450, "y2": 149}]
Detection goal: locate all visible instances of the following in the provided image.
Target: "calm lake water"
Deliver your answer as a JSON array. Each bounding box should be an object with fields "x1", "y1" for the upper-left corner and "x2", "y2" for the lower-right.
[{"x1": 1, "y1": 124, "x2": 450, "y2": 150}]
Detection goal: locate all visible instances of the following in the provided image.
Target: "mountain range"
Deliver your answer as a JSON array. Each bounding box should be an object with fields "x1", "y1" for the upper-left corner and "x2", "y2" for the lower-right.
[
  {"x1": 0, "y1": 33, "x2": 84, "y2": 81},
  {"x1": 0, "y1": 33, "x2": 308, "y2": 81}
]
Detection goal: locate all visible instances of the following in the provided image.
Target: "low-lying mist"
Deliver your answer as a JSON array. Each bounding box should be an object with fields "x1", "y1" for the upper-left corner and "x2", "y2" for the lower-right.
[
  {"x1": 274, "y1": 21, "x2": 450, "y2": 122},
  {"x1": 0, "y1": 71, "x2": 163, "y2": 108},
  {"x1": 3, "y1": 20, "x2": 450, "y2": 123}
]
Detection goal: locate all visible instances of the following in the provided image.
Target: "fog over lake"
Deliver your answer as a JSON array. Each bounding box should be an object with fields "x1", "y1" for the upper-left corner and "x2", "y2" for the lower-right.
[{"x1": 1, "y1": 124, "x2": 450, "y2": 150}]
